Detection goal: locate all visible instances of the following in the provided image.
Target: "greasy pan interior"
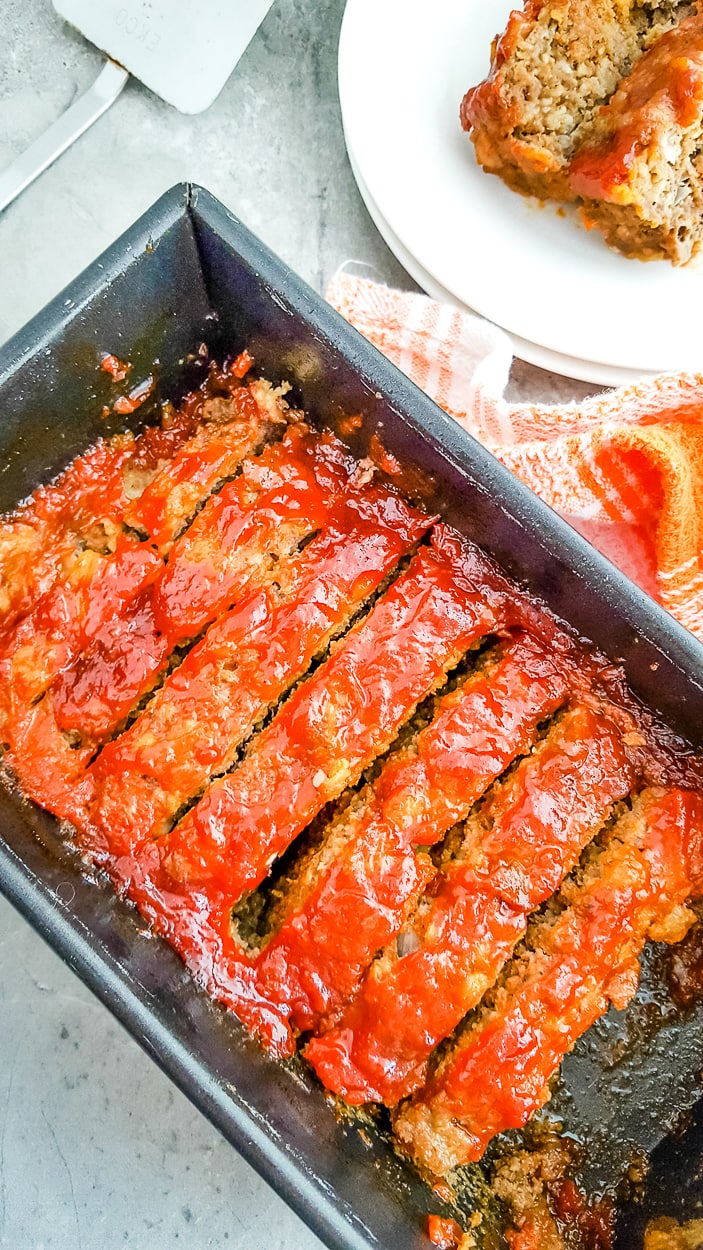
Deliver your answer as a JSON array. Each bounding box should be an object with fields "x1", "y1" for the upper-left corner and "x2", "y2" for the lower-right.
[{"x1": 1, "y1": 184, "x2": 703, "y2": 1249}]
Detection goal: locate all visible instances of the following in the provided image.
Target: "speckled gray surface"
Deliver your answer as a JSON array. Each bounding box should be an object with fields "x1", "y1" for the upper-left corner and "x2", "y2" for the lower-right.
[{"x1": 0, "y1": 3, "x2": 599, "y2": 1247}]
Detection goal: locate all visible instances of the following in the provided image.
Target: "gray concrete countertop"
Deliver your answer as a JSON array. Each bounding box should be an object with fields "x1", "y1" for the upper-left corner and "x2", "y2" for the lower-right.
[{"x1": 0, "y1": 3, "x2": 598, "y2": 1247}]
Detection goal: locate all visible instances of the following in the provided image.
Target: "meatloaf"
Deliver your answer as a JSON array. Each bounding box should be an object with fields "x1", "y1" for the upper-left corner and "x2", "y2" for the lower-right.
[
  {"x1": 461, "y1": 0, "x2": 691, "y2": 201},
  {"x1": 569, "y1": 11, "x2": 703, "y2": 262},
  {"x1": 3, "y1": 351, "x2": 703, "y2": 1224}
]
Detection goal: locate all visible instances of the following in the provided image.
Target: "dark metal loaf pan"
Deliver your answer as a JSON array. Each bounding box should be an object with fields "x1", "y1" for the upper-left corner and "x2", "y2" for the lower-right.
[{"x1": 1, "y1": 184, "x2": 702, "y2": 1250}]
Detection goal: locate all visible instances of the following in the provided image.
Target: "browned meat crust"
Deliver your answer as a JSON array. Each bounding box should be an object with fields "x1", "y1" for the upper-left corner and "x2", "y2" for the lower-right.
[{"x1": 461, "y1": 0, "x2": 702, "y2": 263}]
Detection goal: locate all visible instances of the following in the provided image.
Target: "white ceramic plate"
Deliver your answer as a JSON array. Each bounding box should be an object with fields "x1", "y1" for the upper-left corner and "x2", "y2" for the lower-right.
[
  {"x1": 338, "y1": 0, "x2": 703, "y2": 376},
  {"x1": 346, "y1": 134, "x2": 659, "y2": 388}
]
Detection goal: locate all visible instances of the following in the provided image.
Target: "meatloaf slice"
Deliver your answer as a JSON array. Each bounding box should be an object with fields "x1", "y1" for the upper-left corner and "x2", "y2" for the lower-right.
[
  {"x1": 255, "y1": 632, "x2": 569, "y2": 1036},
  {"x1": 461, "y1": 0, "x2": 692, "y2": 201},
  {"x1": 569, "y1": 11, "x2": 703, "y2": 262},
  {"x1": 305, "y1": 703, "x2": 633, "y2": 1107},
  {"x1": 394, "y1": 788, "x2": 703, "y2": 1175}
]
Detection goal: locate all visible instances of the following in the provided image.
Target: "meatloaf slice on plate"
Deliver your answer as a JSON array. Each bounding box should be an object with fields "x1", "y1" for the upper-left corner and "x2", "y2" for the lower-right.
[
  {"x1": 461, "y1": 0, "x2": 692, "y2": 201},
  {"x1": 569, "y1": 10, "x2": 703, "y2": 262}
]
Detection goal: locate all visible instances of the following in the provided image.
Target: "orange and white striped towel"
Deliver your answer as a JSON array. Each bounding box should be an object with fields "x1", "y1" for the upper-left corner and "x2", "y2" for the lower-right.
[{"x1": 328, "y1": 272, "x2": 703, "y2": 641}]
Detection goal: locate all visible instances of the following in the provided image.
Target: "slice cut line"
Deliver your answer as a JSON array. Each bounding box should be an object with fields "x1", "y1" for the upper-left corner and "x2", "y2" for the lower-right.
[
  {"x1": 306, "y1": 702, "x2": 634, "y2": 1105},
  {"x1": 255, "y1": 630, "x2": 569, "y2": 1035},
  {"x1": 83, "y1": 482, "x2": 430, "y2": 859},
  {"x1": 394, "y1": 787, "x2": 703, "y2": 1175}
]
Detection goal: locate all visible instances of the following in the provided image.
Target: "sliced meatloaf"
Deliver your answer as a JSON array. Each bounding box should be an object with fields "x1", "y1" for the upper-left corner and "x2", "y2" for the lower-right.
[
  {"x1": 569, "y1": 11, "x2": 703, "y2": 262},
  {"x1": 461, "y1": 0, "x2": 692, "y2": 201}
]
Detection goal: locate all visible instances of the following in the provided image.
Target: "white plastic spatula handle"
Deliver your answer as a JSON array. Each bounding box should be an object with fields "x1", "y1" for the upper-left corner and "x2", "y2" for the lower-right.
[{"x1": 0, "y1": 60, "x2": 128, "y2": 215}]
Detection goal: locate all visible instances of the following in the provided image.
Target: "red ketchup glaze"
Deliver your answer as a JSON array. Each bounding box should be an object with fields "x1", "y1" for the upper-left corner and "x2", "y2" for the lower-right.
[
  {"x1": 55, "y1": 590, "x2": 172, "y2": 738},
  {"x1": 31, "y1": 436, "x2": 139, "y2": 532},
  {"x1": 426, "y1": 1215, "x2": 464, "y2": 1248},
  {"x1": 255, "y1": 632, "x2": 569, "y2": 1035},
  {"x1": 569, "y1": 131, "x2": 647, "y2": 200},
  {"x1": 569, "y1": 19, "x2": 703, "y2": 200},
  {"x1": 51, "y1": 428, "x2": 355, "y2": 742},
  {"x1": 229, "y1": 350, "x2": 254, "y2": 379},
  {"x1": 27, "y1": 393, "x2": 202, "y2": 542},
  {"x1": 150, "y1": 435, "x2": 342, "y2": 639},
  {"x1": 0, "y1": 394, "x2": 208, "y2": 642},
  {"x1": 306, "y1": 704, "x2": 633, "y2": 1105},
  {"x1": 257, "y1": 829, "x2": 436, "y2": 1035},
  {"x1": 155, "y1": 527, "x2": 508, "y2": 908},
  {"x1": 112, "y1": 376, "x2": 154, "y2": 415},
  {"x1": 0, "y1": 535, "x2": 163, "y2": 736},
  {"x1": 100, "y1": 526, "x2": 507, "y2": 1055},
  {"x1": 100, "y1": 353, "x2": 131, "y2": 381},
  {"x1": 84, "y1": 484, "x2": 430, "y2": 859},
  {"x1": 4, "y1": 696, "x2": 94, "y2": 823},
  {"x1": 125, "y1": 386, "x2": 268, "y2": 551},
  {"x1": 398, "y1": 789, "x2": 703, "y2": 1170},
  {"x1": 0, "y1": 438, "x2": 138, "y2": 641},
  {"x1": 670, "y1": 57, "x2": 703, "y2": 127},
  {"x1": 119, "y1": 841, "x2": 293, "y2": 1054}
]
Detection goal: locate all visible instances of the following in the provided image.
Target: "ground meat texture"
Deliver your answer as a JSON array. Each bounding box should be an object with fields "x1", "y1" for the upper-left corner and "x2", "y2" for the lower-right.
[
  {"x1": 49, "y1": 427, "x2": 355, "y2": 744},
  {"x1": 394, "y1": 788, "x2": 703, "y2": 1175},
  {"x1": 255, "y1": 631, "x2": 569, "y2": 1035},
  {"x1": 0, "y1": 385, "x2": 215, "y2": 640},
  {"x1": 100, "y1": 525, "x2": 509, "y2": 1058},
  {"x1": 491, "y1": 1143, "x2": 616, "y2": 1250},
  {"x1": 4, "y1": 371, "x2": 703, "y2": 1193},
  {"x1": 0, "y1": 534, "x2": 163, "y2": 741},
  {"x1": 125, "y1": 380, "x2": 285, "y2": 552},
  {"x1": 493, "y1": 1146, "x2": 572, "y2": 1250},
  {"x1": 3, "y1": 695, "x2": 96, "y2": 824},
  {"x1": 0, "y1": 383, "x2": 280, "y2": 747},
  {"x1": 644, "y1": 1217, "x2": 703, "y2": 1249},
  {"x1": 0, "y1": 436, "x2": 137, "y2": 638},
  {"x1": 81, "y1": 483, "x2": 429, "y2": 860},
  {"x1": 306, "y1": 702, "x2": 633, "y2": 1106},
  {"x1": 154, "y1": 527, "x2": 508, "y2": 910},
  {"x1": 568, "y1": 12, "x2": 703, "y2": 263},
  {"x1": 461, "y1": 0, "x2": 691, "y2": 201}
]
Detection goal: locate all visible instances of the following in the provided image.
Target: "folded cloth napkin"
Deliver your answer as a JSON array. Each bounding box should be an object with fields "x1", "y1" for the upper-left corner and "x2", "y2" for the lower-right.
[{"x1": 328, "y1": 272, "x2": 703, "y2": 641}]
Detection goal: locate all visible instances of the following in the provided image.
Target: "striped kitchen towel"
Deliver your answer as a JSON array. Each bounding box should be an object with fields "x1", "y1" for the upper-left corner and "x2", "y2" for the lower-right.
[{"x1": 328, "y1": 271, "x2": 703, "y2": 641}]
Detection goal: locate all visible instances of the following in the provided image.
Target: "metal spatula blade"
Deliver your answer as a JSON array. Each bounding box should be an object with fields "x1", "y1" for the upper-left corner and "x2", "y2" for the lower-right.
[
  {"x1": 53, "y1": 0, "x2": 277, "y2": 114},
  {"x1": 0, "y1": 0, "x2": 275, "y2": 213}
]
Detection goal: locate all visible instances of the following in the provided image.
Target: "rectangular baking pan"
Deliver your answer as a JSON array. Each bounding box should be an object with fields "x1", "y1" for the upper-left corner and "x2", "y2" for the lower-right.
[{"x1": 1, "y1": 183, "x2": 703, "y2": 1249}]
